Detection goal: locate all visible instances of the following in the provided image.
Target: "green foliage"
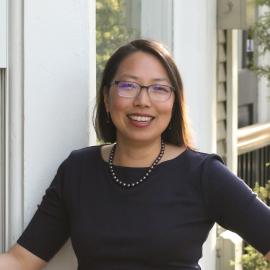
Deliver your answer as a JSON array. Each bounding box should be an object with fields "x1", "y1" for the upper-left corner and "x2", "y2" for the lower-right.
[
  {"x1": 256, "y1": 0, "x2": 270, "y2": 6},
  {"x1": 253, "y1": 180, "x2": 270, "y2": 203},
  {"x1": 250, "y1": 0, "x2": 270, "y2": 82},
  {"x1": 242, "y1": 245, "x2": 270, "y2": 270},
  {"x1": 241, "y1": 180, "x2": 270, "y2": 269},
  {"x1": 96, "y1": 0, "x2": 138, "y2": 90}
]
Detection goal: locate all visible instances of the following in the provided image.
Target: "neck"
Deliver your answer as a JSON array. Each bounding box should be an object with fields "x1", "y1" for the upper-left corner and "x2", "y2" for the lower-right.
[{"x1": 114, "y1": 138, "x2": 162, "y2": 167}]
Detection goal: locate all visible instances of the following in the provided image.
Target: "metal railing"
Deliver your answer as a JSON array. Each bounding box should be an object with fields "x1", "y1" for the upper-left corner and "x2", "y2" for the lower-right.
[{"x1": 237, "y1": 122, "x2": 270, "y2": 188}]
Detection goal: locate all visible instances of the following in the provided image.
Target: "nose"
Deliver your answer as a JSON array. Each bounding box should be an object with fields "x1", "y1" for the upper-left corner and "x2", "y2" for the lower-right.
[{"x1": 133, "y1": 87, "x2": 152, "y2": 107}]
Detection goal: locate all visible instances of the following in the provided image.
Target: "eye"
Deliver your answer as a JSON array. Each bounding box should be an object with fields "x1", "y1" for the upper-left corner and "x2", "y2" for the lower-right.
[
  {"x1": 152, "y1": 85, "x2": 170, "y2": 93},
  {"x1": 118, "y1": 81, "x2": 137, "y2": 90}
]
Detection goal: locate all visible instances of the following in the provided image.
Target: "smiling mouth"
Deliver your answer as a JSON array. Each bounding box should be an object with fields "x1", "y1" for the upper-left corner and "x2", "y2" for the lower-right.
[{"x1": 127, "y1": 114, "x2": 154, "y2": 122}]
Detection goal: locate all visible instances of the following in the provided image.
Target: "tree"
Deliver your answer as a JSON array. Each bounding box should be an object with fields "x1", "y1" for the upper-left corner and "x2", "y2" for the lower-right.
[
  {"x1": 96, "y1": 0, "x2": 138, "y2": 90},
  {"x1": 251, "y1": 0, "x2": 270, "y2": 82}
]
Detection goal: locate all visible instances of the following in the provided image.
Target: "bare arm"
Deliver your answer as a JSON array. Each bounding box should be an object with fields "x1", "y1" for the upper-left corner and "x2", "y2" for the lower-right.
[
  {"x1": 265, "y1": 250, "x2": 270, "y2": 261},
  {"x1": 0, "y1": 244, "x2": 47, "y2": 270}
]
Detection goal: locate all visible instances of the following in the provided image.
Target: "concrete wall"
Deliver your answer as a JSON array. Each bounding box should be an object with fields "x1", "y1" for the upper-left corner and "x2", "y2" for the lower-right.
[{"x1": 173, "y1": 0, "x2": 218, "y2": 269}]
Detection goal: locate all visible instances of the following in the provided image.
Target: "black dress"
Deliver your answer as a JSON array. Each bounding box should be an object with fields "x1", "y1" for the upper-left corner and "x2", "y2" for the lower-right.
[{"x1": 17, "y1": 146, "x2": 270, "y2": 269}]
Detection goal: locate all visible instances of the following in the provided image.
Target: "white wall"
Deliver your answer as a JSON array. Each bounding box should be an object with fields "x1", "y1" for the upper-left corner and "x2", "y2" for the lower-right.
[
  {"x1": 22, "y1": 0, "x2": 92, "y2": 268},
  {"x1": 173, "y1": 0, "x2": 217, "y2": 269}
]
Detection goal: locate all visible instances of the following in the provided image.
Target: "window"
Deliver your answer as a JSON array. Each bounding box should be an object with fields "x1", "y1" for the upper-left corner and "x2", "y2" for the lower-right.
[
  {"x1": 96, "y1": 0, "x2": 141, "y2": 90},
  {"x1": 238, "y1": 29, "x2": 258, "y2": 127},
  {"x1": 96, "y1": 0, "x2": 173, "y2": 90}
]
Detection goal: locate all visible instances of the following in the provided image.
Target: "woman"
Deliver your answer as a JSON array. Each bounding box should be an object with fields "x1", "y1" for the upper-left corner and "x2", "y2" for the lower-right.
[{"x1": 0, "y1": 39, "x2": 270, "y2": 269}]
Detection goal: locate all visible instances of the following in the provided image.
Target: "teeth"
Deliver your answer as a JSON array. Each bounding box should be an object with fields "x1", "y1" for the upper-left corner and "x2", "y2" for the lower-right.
[{"x1": 129, "y1": 115, "x2": 153, "y2": 122}]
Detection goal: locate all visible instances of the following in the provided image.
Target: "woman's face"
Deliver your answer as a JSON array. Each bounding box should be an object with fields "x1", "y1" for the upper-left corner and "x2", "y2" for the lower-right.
[{"x1": 104, "y1": 51, "x2": 175, "y2": 145}]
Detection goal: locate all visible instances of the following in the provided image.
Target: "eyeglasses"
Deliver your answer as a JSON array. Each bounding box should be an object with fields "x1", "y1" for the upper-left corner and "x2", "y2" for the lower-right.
[{"x1": 110, "y1": 81, "x2": 175, "y2": 102}]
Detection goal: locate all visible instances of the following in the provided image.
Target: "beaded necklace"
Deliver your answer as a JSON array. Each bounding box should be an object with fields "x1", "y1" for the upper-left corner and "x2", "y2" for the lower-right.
[{"x1": 108, "y1": 140, "x2": 165, "y2": 189}]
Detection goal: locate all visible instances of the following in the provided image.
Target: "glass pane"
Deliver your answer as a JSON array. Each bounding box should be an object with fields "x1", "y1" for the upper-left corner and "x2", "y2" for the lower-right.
[{"x1": 96, "y1": 0, "x2": 141, "y2": 90}]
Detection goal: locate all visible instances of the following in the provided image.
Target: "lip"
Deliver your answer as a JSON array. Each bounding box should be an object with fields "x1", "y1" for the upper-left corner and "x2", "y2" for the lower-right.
[
  {"x1": 127, "y1": 113, "x2": 155, "y2": 128},
  {"x1": 127, "y1": 113, "x2": 155, "y2": 118}
]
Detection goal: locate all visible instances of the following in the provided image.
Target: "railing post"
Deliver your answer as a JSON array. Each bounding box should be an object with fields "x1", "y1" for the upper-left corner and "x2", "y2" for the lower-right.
[{"x1": 226, "y1": 29, "x2": 238, "y2": 173}]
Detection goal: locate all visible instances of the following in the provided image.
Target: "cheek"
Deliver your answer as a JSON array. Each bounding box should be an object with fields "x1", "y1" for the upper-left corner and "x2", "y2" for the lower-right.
[
  {"x1": 159, "y1": 99, "x2": 174, "y2": 117},
  {"x1": 108, "y1": 94, "x2": 130, "y2": 114}
]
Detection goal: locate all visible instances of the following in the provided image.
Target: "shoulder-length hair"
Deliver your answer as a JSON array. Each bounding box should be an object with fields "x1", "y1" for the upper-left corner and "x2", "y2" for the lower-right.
[{"x1": 94, "y1": 39, "x2": 194, "y2": 148}]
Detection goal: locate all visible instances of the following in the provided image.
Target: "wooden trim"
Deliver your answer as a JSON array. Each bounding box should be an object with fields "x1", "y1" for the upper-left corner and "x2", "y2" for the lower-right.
[
  {"x1": 0, "y1": 69, "x2": 6, "y2": 251},
  {"x1": 226, "y1": 30, "x2": 238, "y2": 173},
  {"x1": 89, "y1": 0, "x2": 96, "y2": 146},
  {"x1": 5, "y1": 0, "x2": 24, "y2": 250},
  {"x1": 216, "y1": 30, "x2": 227, "y2": 162},
  {"x1": 237, "y1": 122, "x2": 270, "y2": 155}
]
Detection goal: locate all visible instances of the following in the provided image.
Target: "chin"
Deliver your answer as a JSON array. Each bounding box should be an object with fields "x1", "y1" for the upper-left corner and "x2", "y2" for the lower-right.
[{"x1": 121, "y1": 134, "x2": 162, "y2": 144}]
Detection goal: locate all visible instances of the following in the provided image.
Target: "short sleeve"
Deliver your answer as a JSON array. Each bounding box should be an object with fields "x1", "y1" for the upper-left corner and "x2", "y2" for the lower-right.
[
  {"x1": 202, "y1": 154, "x2": 270, "y2": 255},
  {"x1": 17, "y1": 157, "x2": 70, "y2": 261}
]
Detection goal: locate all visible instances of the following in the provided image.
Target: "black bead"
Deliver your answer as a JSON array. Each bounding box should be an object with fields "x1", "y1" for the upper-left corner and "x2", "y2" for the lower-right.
[{"x1": 108, "y1": 140, "x2": 165, "y2": 189}]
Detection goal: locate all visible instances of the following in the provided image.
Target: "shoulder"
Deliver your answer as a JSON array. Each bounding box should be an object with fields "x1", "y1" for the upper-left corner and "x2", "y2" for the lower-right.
[
  {"x1": 56, "y1": 145, "x2": 104, "y2": 187},
  {"x1": 187, "y1": 148, "x2": 223, "y2": 161},
  {"x1": 159, "y1": 146, "x2": 226, "y2": 182},
  {"x1": 181, "y1": 148, "x2": 225, "y2": 171},
  {"x1": 64, "y1": 145, "x2": 103, "y2": 167}
]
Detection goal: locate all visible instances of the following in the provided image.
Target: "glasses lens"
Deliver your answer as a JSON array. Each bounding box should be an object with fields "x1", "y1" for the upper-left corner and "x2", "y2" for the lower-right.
[
  {"x1": 117, "y1": 81, "x2": 138, "y2": 98},
  {"x1": 149, "y1": 85, "x2": 172, "y2": 101}
]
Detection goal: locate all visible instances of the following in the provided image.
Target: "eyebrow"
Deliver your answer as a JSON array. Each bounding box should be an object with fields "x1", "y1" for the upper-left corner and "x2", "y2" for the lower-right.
[{"x1": 119, "y1": 74, "x2": 170, "y2": 83}]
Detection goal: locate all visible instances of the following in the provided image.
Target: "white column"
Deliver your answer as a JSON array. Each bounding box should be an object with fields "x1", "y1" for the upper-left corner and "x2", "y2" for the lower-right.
[
  {"x1": 89, "y1": 0, "x2": 97, "y2": 146},
  {"x1": 6, "y1": 0, "x2": 24, "y2": 249},
  {"x1": 173, "y1": 0, "x2": 217, "y2": 153},
  {"x1": 173, "y1": 0, "x2": 218, "y2": 269},
  {"x1": 0, "y1": 71, "x2": 6, "y2": 253},
  {"x1": 6, "y1": 0, "x2": 91, "y2": 268},
  {"x1": 226, "y1": 30, "x2": 239, "y2": 173},
  {"x1": 0, "y1": 0, "x2": 7, "y2": 253},
  {"x1": 0, "y1": 0, "x2": 7, "y2": 68}
]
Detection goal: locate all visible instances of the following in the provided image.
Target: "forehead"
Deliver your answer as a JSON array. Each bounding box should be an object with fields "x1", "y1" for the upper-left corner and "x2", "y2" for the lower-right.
[{"x1": 115, "y1": 51, "x2": 170, "y2": 80}]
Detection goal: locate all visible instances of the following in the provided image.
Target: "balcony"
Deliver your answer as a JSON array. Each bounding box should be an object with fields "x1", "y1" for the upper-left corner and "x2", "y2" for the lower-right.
[{"x1": 237, "y1": 122, "x2": 270, "y2": 188}]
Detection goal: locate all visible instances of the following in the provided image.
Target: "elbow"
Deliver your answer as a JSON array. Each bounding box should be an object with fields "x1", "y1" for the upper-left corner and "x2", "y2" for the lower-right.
[{"x1": 0, "y1": 252, "x2": 22, "y2": 270}]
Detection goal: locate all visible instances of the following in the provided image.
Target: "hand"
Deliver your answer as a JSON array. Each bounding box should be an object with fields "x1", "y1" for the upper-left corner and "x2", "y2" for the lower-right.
[{"x1": 265, "y1": 250, "x2": 270, "y2": 261}]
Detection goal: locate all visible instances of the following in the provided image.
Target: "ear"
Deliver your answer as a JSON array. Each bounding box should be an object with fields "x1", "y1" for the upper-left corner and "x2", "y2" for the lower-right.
[{"x1": 103, "y1": 87, "x2": 110, "y2": 113}]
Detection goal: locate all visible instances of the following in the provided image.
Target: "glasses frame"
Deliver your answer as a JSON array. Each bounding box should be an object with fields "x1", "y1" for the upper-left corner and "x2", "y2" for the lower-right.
[{"x1": 110, "y1": 80, "x2": 175, "y2": 102}]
